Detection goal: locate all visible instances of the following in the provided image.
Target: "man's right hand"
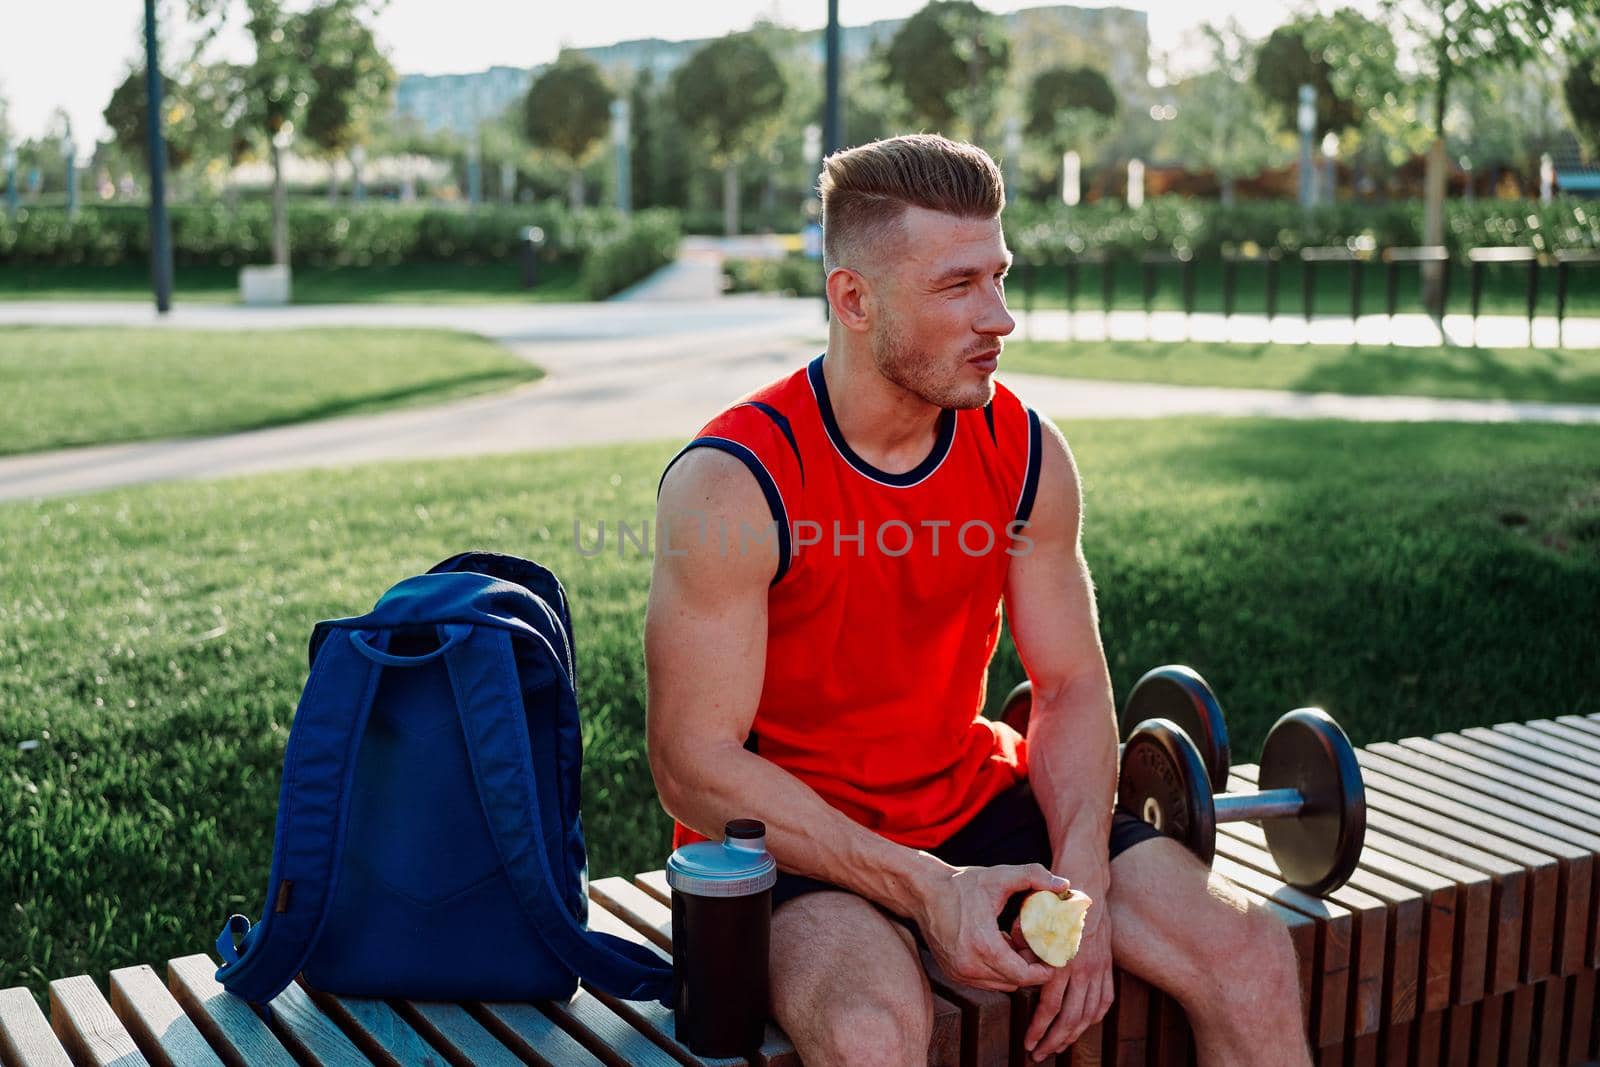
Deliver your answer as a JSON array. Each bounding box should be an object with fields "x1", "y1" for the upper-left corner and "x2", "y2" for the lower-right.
[{"x1": 915, "y1": 862, "x2": 1071, "y2": 991}]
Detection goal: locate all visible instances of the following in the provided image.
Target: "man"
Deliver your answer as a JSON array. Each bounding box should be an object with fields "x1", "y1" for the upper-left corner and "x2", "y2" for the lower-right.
[{"x1": 645, "y1": 134, "x2": 1310, "y2": 1066}]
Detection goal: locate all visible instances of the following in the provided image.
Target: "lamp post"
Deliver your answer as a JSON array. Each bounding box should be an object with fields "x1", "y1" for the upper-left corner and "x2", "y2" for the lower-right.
[
  {"x1": 1297, "y1": 83, "x2": 1316, "y2": 209},
  {"x1": 1320, "y1": 131, "x2": 1338, "y2": 203},
  {"x1": 63, "y1": 125, "x2": 78, "y2": 219},
  {"x1": 143, "y1": 0, "x2": 174, "y2": 313},
  {"x1": 350, "y1": 143, "x2": 366, "y2": 203},
  {"x1": 1062, "y1": 150, "x2": 1081, "y2": 207},
  {"x1": 611, "y1": 97, "x2": 631, "y2": 214},
  {"x1": 3, "y1": 143, "x2": 17, "y2": 219},
  {"x1": 823, "y1": 0, "x2": 841, "y2": 158}
]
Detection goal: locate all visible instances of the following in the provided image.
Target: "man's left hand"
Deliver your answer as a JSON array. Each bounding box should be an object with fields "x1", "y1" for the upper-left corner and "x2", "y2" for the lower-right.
[{"x1": 1009, "y1": 905, "x2": 1115, "y2": 1062}]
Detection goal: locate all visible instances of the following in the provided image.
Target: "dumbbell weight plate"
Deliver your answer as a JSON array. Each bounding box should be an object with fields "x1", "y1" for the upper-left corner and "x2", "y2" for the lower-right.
[
  {"x1": 1116, "y1": 718, "x2": 1217, "y2": 865},
  {"x1": 1257, "y1": 708, "x2": 1366, "y2": 896},
  {"x1": 1119, "y1": 665, "x2": 1232, "y2": 792},
  {"x1": 999, "y1": 666, "x2": 1231, "y2": 791}
]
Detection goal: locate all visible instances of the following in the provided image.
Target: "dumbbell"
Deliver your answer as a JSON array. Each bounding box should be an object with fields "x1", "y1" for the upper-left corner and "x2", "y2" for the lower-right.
[
  {"x1": 999, "y1": 664, "x2": 1233, "y2": 790},
  {"x1": 1119, "y1": 708, "x2": 1366, "y2": 896}
]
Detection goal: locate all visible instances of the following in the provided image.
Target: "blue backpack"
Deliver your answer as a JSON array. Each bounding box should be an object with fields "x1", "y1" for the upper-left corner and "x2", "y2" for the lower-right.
[{"x1": 213, "y1": 552, "x2": 673, "y2": 1006}]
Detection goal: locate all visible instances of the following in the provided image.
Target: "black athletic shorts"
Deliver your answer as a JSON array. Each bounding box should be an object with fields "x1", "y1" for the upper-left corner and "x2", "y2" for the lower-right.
[{"x1": 771, "y1": 779, "x2": 1164, "y2": 939}]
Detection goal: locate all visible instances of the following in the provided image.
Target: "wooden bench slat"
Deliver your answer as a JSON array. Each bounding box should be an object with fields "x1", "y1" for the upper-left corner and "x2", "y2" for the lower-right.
[
  {"x1": 258, "y1": 978, "x2": 370, "y2": 1066},
  {"x1": 588, "y1": 877, "x2": 672, "y2": 952},
  {"x1": 1112, "y1": 968, "x2": 1150, "y2": 1065},
  {"x1": 1362, "y1": 806, "x2": 1523, "y2": 997},
  {"x1": 1378, "y1": 739, "x2": 1600, "y2": 974},
  {"x1": 470, "y1": 1002, "x2": 609, "y2": 1067},
  {"x1": 299, "y1": 985, "x2": 449, "y2": 1067},
  {"x1": 1565, "y1": 967, "x2": 1596, "y2": 1064},
  {"x1": 1356, "y1": 748, "x2": 1599, "y2": 980},
  {"x1": 1535, "y1": 976, "x2": 1567, "y2": 1066},
  {"x1": 1349, "y1": 757, "x2": 1562, "y2": 987},
  {"x1": 107, "y1": 964, "x2": 224, "y2": 1067},
  {"x1": 1476, "y1": 991, "x2": 1508, "y2": 1066},
  {"x1": 1393, "y1": 737, "x2": 1600, "y2": 822},
  {"x1": 164, "y1": 955, "x2": 296, "y2": 1067},
  {"x1": 541, "y1": 989, "x2": 694, "y2": 1067},
  {"x1": 916, "y1": 950, "x2": 1011, "y2": 1067},
  {"x1": 1506, "y1": 982, "x2": 1537, "y2": 1066},
  {"x1": 1433, "y1": 731, "x2": 1600, "y2": 822},
  {"x1": 48, "y1": 974, "x2": 151, "y2": 1067},
  {"x1": 1213, "y1": 825, "x2": 1388, "y2": 1040},
  {"x1": 1457, "y1": 726, "x2": 1600, "y2": 786},
  {"x1": 1380, "y1": 1016, "x2": 1411, "y2": 1066},
  {"x1": 387, "y1": 1002, "x2": 524, "y2": 1067},
  {"x1": 0, "y1": 987, "x2": 74, "y2": 1067},
  {"x1": 1555, "y1": 713, "x2": 1600, "y2": 744},
  {"x1": 636, "y1": 870, "x2": 671, "y2": 906},
  {"x1": 1149, "y1": 988, "x2": 1193, "y2": 1065},
  {"x1": 1443, "y1": 1004, "x2": 1472, "y2": 1065},
  {"x1": 1506, "y1": 720, "x2": 1600, "y2": 762}
]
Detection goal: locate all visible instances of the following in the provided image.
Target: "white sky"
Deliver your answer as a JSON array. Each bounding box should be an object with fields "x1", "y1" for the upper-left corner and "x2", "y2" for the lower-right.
[{"x1": 1, "y1": 0, "x2": 1338, "y2": 147}]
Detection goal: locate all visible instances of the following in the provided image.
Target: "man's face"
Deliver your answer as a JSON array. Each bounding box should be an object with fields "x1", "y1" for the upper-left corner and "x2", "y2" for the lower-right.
[{"x1": 864, "y1": 205, "x2": 1016, "y2": 410}]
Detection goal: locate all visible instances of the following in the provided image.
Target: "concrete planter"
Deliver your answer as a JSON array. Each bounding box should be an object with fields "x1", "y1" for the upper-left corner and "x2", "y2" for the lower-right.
[{"x1": 239, "y1": 264, "x2": 292, "y2": 306}]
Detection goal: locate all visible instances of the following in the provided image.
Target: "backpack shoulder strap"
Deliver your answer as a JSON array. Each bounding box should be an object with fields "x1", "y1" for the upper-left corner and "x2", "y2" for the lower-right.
[
  {"x1": 442, "y1": 623, "x2": 675, "y2": 1005},
  {"x1": 213, "y1": 625, "x2": 469, "y2": 1003}
]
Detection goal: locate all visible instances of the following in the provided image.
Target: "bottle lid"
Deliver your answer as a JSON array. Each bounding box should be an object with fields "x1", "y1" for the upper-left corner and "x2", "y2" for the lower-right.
[{"x1": 667, "y1": 819, "x2": 778, "y2": 898}]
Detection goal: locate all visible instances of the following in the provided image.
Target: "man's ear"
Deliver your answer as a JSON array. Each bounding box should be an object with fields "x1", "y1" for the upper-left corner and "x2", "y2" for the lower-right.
[{"x1": 826, "y1": 267, "x2": 873, "y2": 333}]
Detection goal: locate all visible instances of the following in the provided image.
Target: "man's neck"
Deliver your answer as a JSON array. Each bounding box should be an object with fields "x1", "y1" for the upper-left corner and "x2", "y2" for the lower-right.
[{"x1": 821, "y1": 334, "x2": 943, "y2": 477}]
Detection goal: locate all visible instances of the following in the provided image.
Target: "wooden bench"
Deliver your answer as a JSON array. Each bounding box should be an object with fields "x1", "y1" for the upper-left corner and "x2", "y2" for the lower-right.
[{"x1": 4, "y1": 712, "x2": 1600, "y2": 1067}]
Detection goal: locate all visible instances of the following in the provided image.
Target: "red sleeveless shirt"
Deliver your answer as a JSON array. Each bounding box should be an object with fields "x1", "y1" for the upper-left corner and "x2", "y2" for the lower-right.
[{"x1": 665, "y1": 354, "x2": 1043, "y2": 849}]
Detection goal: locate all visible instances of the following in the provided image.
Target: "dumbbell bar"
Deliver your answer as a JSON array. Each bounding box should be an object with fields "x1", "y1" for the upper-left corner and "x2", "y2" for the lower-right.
[
  {"x1": 1120, "y1": 708, "x2": 1366, "y2": 896},
  {"x1": 1000, "y1": 664, "x2": 1233, "y2": 790}
]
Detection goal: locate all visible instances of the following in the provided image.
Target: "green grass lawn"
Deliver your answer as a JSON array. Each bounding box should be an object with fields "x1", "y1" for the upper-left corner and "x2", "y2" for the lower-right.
[
  {"x1": 1001, "y1": 339, "x2": 1600, "y2": 404},
  {"x1": 0, "y1": 326, "x2": 543, "y2": 456},
  {"x1": 0, "y1": 262, "x2": 586, "y2": 304},
  {"x1": 1, "y1": 419, "x2": 1596, "y2": 995}
]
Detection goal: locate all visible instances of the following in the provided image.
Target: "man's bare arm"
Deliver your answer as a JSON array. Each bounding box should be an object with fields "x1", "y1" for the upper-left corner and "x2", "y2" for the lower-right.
[
  {"x1": 645, "y1": 448, "x2": 946, "y2": 916},
  {"x1": 1002, "y1": 417, "x2": 1118, "y2": 899}
]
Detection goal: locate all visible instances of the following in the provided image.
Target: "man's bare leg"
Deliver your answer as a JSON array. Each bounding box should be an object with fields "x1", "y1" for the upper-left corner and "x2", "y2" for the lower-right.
[
  {"x1": 1107, "y1": 837, "x2": 1313, "y2": 1067},
  {"x1": 768, "y1": 890, "x2": 934, "y2": 1067}
]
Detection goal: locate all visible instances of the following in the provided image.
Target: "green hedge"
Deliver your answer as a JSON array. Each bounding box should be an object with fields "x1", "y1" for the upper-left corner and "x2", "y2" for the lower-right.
[
  {"x1": 723, "y1": 254, "x2": 824, "y2": 297},
  {"x1": 577, "y1": 209, "x2": 683, "y2": 300},
  {"x1": 0, "y1": 203, "x2": 683, "y2": 298},
  {"x1": 1005, "y1": 197, "x2": 1600, "y2": 263}
]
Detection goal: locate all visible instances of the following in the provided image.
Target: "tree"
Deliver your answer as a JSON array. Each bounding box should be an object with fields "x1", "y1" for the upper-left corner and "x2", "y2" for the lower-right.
[
  {"x1": 104, "y1": 69, "x2": 188, "y2": 171},
  {"x1": 185, "y1": 0, "x2": 390, "y2": 265},
  {"x1": 671, "y1": 31, "x2": 786, "y2": 235},
  {"x1": 523, "y1": 50, "x2": 611, "y2": 211},
  {"x1": 1566, "y1": 44, "x2": 1600, "y2": 157},
  {"x1": 1377, "y1": 0, "x2": 1595, "y2": 302},
  {"x1": 1164, "y1": 22, "x2": 1291, "y2": 203},
  {"x1": 1252, "y1": 11, "x2": 1398, "y2": 139},
  {"x1": 296, "y1": 0, "x2": 394, "y2": 199},
  {"x1": 1024, "y1": 64, "x2": 1116, "y2": 196},
  {"x1": 882, "y1": 1, "x2": 1010, "y2": 143}
]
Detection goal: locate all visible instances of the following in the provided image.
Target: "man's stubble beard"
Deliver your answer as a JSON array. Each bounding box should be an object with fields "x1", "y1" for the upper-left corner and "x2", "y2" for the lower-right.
[{"x1": 868, "y1": 305, "x2": 995, "y2": 411}]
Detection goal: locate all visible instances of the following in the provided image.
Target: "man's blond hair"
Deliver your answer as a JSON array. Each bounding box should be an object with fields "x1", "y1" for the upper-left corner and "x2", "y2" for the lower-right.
[{"x1": 818, "y1": 134, "x2": 1005, "y2": 273}]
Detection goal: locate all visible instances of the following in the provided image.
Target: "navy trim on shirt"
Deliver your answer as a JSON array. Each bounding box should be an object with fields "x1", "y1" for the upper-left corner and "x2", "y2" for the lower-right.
[
  {"x1": 807, "y1": 354, "x2": 956, "y2": 488},
  {"x1": 739, "y1": 401, "x2": 805, "y2": 487},
  {"x1": 1015, "y1": 408, "x2": 1043, "y2": 524},
  {"x1": 659, "y1": 437, "x2": 792, "y2": 585}
]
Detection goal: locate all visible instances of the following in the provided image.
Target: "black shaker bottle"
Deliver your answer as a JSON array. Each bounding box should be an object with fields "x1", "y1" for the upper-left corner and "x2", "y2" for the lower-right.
[{"x1": 666, "y1": 818, "x2": 777, "y2": 1058}]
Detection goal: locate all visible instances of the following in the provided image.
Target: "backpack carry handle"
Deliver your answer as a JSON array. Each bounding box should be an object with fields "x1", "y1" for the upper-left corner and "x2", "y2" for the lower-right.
[
  {"x1": 346, "y1": 626, "x2": 468, "y2": 667},
  {"x1": 443, "y1": 625, "x2": 676, "y2": 1005}
]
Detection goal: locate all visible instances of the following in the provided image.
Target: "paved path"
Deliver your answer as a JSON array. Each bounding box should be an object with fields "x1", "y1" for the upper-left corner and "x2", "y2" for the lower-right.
[{"x1": 3, "y1": 298, "x2": 1598, "y2": 503}]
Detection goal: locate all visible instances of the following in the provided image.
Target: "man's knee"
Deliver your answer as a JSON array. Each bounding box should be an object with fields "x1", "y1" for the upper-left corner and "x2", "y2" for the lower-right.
[
  {"x1": 1188, "y1": 897, "x2": 1301, "y2": 1009},
  {"x1": 816, "y1": 986, "x2": 933, "y2": 1067}
]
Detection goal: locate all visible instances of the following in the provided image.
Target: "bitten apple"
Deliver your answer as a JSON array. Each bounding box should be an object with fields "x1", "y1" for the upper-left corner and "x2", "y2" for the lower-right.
[{"x1": 1018, "y1": 889, "x2": 1093, "y2": 967}]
